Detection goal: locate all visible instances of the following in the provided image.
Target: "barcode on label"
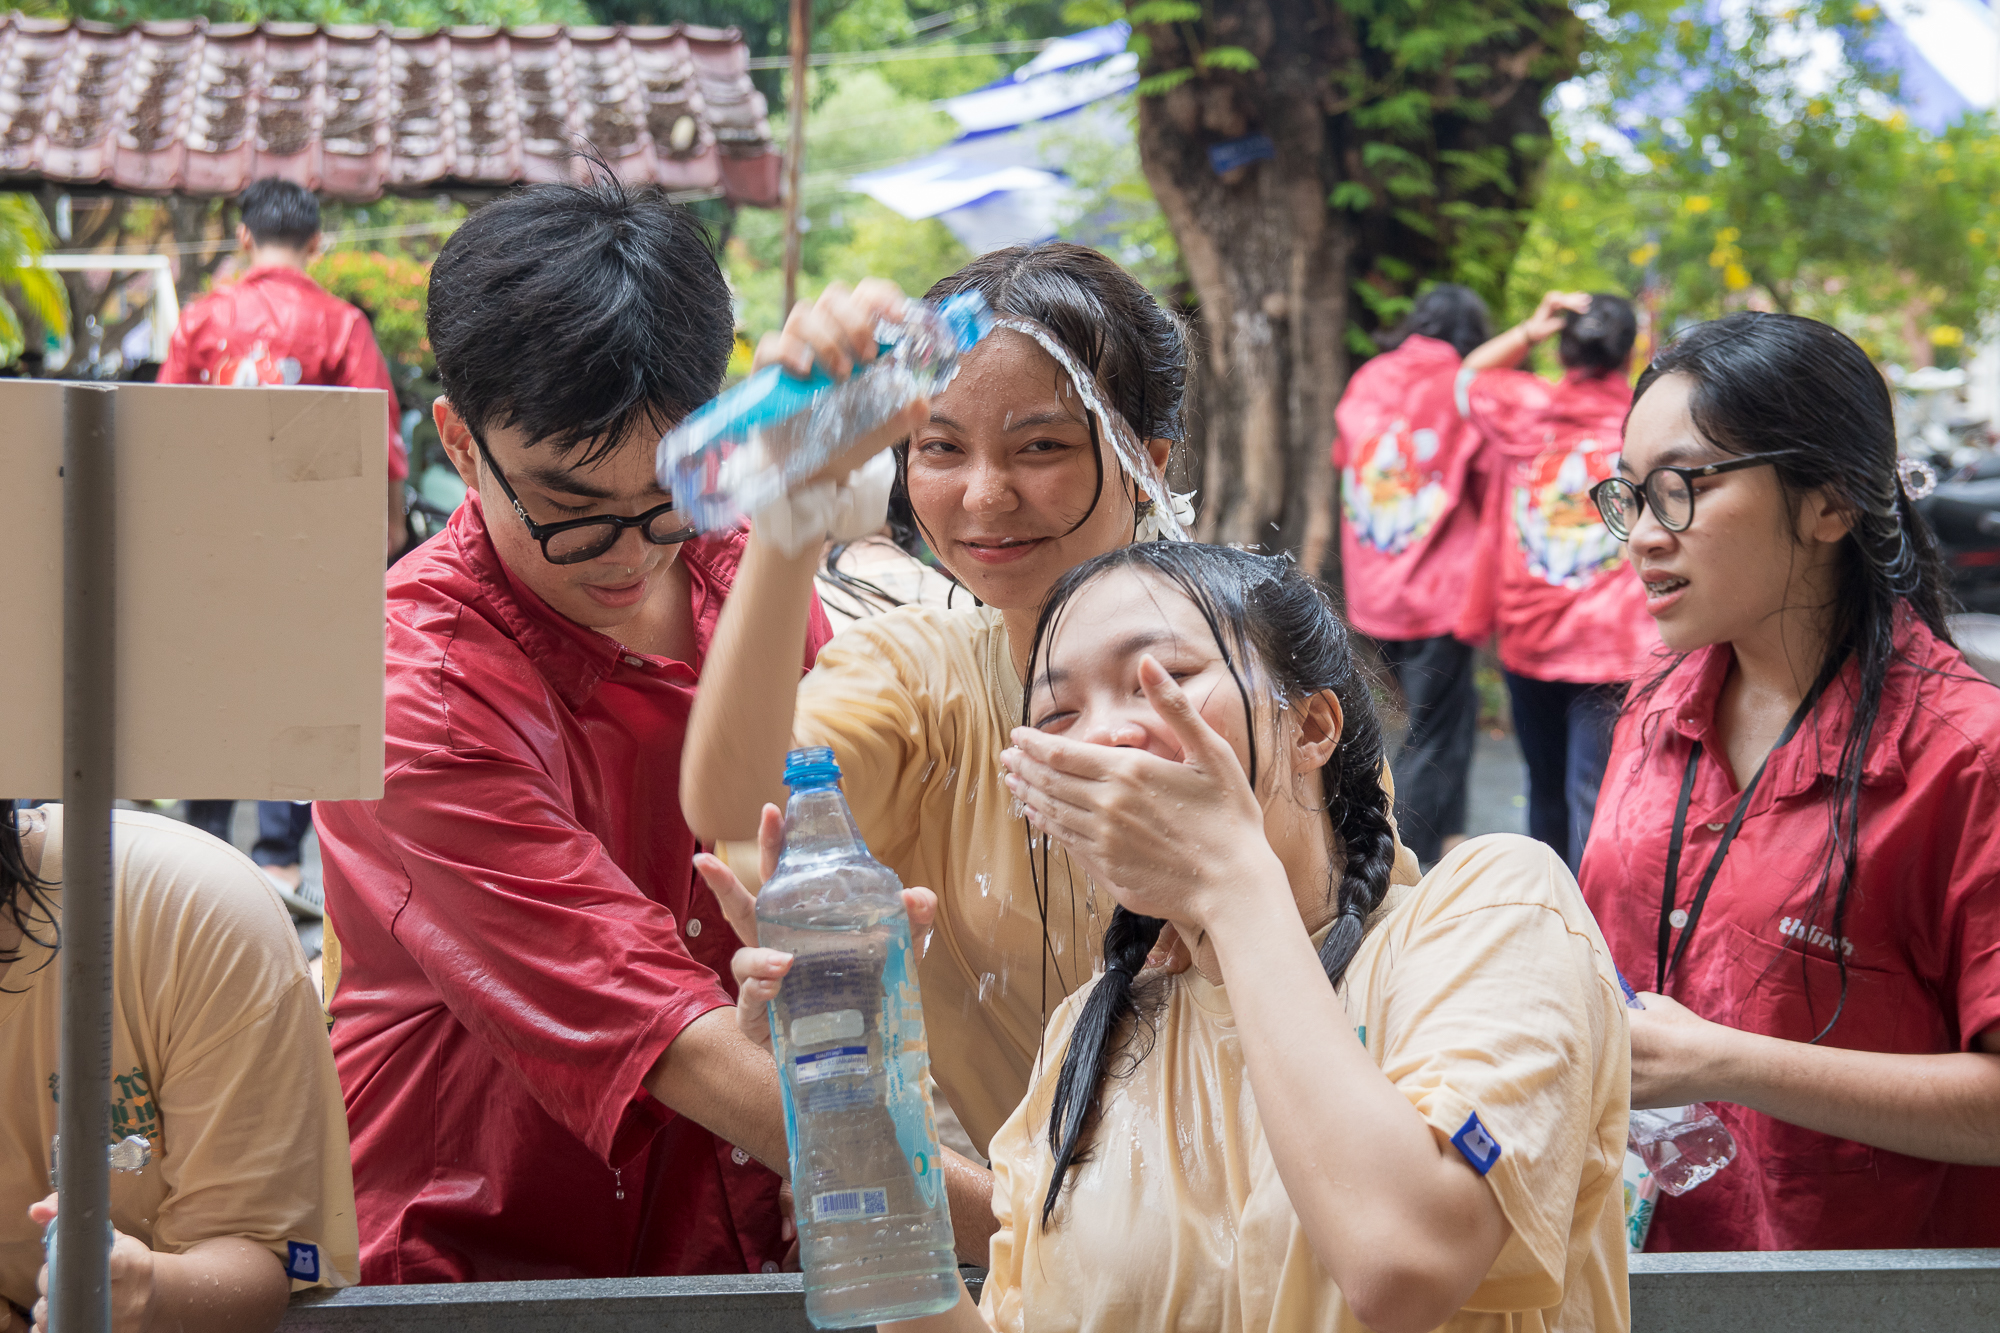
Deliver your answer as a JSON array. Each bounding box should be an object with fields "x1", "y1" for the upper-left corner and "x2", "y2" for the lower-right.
[
  {"x1": 795, "y1": 1045, "x2": 869, "y2": 1084},
  {"x1": 813, "y1": 1188, "x2": 889, "y2": 1222}
]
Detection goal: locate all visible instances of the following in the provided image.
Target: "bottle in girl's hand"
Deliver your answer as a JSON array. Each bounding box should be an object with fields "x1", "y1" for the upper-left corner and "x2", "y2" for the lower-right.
[
  {"x1": 658, "y1": 293, "x2": 994, "y2": 534},
  {"x1": 1616, "y1": 971, "x2": 1738, "y2": 1202},
  {"x1": 760, "y1": 747, "x2": 958, "y2": 1329}
]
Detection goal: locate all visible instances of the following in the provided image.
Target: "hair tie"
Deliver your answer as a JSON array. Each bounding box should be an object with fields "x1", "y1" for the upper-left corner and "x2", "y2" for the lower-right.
[{"x1": 1896, "y1": 456, "x2": 1938, "y2": 501}]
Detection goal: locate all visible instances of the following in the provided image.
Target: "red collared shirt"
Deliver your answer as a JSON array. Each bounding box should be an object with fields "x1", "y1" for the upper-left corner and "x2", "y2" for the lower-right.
[
  {"x1": 1579, "y1": 615, "x2": 2000, "y2": 1250},
  {"x1": 1461, "y1": 368, "x2": 1657, "y2": 682},
  {"x1": 1332, "y1": 336, "x2": 1493, "y2": 642},
  {"x1": 316, "y1": 498, "x2": 830, "y2": 1283},
  {"x1": 161, "y1": 265, "x2": 408, "y2": 479}
]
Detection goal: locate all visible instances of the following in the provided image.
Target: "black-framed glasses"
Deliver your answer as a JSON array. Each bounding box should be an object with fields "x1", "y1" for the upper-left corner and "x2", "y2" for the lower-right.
[
  {"x1": 473, "y1": 432, "x2": 697, "y2": 565},
  {"x1": 1588, "y1": 451, "x2": 1794, "y2": 541}
]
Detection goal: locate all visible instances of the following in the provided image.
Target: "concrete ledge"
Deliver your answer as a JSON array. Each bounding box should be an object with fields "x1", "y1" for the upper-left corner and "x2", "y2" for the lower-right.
[
  {"x1": 280, "y1": 1251, "x2": 2000, "y2": 1331},
  {"x1": 1629, "y1": 1249, "x2": 2000, "y2": 1333}
]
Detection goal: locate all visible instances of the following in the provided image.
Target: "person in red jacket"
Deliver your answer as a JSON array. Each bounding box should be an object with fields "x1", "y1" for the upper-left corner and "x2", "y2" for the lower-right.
[
  {"x1": 1463, "y1": 292, "x2": 1650, "y2": 870},
  {"x1": 1331, "y1": 285, "x2": 1493, "y2": 865},
  {"x1": 1579, "y1": 312, "x2": 2000, "y2": 1251},
  {"x1": 311, "y1": 177, "x2": 841, "y2": 1283},
  {"x1": 163, "y1": 177, "x2": 410, "y2": 914}
]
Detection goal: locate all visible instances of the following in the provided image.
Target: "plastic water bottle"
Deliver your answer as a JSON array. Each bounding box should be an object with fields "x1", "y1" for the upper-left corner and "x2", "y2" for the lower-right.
[
  {"x1": 760, "y1": 747, "x2": 957, "y2": 1329},
  {"x1": 1617, "y1": 972, "x2": 1738, "y2": 1200},
  {"x1": 659, "y1": 292, "x2": 995, "y2": 533}
]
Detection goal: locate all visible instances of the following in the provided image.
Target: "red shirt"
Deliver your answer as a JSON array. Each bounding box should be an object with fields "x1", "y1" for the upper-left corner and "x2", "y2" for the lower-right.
[
  {"x1": 161, "y1": 265, "x2": 408, "y2": 480},
  {"x1": 1579, "y1": 616, "x2": 2000, "y2": 1250},
  {"x1": 315, "y1": 497, "x2": 831, "y2": 1283},
  {"x1": 1461, "y1": 368, "x2": 1656, "y2": 682},
  {"x1": 1332, "y1": 336, "x2": 1492, "y2": 642}
]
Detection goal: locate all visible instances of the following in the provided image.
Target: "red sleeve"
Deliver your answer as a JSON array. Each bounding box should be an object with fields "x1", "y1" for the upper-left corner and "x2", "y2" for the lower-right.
[
  {"x1": 358, "y1": 744, "x2": 732, "y2": 1163},
  {"x1": 1465, "y1": 368, "x2": 1555, "y2": 461},
  {"x1": 158, "y1": 310, "x2": 201, "y2": 385},
  {"x1": 1947, "y1": 744, "x2": 2000, "y2": 1051},
  {"x1": 1454, "y1": 441, "x2": 1508, "y2": 646},
  {"x1": 335, "y1": 313, "x2": 409, "y2": 481}
]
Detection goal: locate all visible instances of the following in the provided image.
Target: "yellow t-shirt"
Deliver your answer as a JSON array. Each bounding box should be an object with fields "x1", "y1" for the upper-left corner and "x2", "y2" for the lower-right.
[
  {"x1": 789, "y1": 604, "x2": 1421, "y2": 1158},
  {"x1": 979, "y1": 833, "x2": 1631, "y2": 1333},
  {"x1": 0, "y1": 807, "x2": 360, "y2": 1312}
]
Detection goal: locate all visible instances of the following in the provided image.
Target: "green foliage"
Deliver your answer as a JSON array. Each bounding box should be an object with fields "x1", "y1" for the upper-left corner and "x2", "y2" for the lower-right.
[
  {"x1": 309, "y1": 250, "x2": 433, "y2": 371},
  {"x1": 1043, "y1": 96, "x2": 1188, "y2": 298},
  {"x1": 0, "y1": 195, "x2": 67, "y2": 366},
  {"x1": 727, "y1": 69, "x2": 971, "y2": 338},
  {"x1": 1509, "y1": 0, "x2": 2000, "y2": 367}
]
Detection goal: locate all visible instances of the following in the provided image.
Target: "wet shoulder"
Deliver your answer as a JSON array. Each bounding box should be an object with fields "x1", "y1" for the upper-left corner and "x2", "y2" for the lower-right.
[
  {"x1": 813, "y1": 603, "x2": 1010, "y2": 699},
  {"x1": 1373, "y1": 833, "x2": 1598, "y2": 945}
]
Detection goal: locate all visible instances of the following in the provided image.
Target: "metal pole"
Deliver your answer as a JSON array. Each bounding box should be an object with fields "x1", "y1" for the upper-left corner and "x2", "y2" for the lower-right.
[
  {"x1": 780, "y1": 0, "x2": 812, "y2": 320},
  {"x1": 56, "y1": 383, "x2": 115, "y2": 1333}
]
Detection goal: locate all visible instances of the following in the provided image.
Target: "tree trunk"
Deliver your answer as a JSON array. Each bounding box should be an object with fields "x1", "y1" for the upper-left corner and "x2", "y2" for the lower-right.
[{"x1": 1133, "y1": 0, "x2": 1579, "y2": 579}]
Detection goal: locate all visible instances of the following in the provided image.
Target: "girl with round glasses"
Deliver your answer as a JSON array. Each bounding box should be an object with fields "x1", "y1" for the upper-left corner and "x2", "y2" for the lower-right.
[{"x1": 1577, "y1": 311, "x2": 2000, "y2": 1251}]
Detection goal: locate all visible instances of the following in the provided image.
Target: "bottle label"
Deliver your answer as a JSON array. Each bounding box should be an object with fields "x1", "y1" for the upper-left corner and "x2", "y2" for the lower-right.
[
  {"x1": 813, "y1": 1187, "x2": 889, "y2": 1222},
  {"x1": 794, "y1": 1045, "x2": 870, "y2": 1083},
  {"x1": 791, "y1": 1009, "x2": 865, "y2": 1046}
]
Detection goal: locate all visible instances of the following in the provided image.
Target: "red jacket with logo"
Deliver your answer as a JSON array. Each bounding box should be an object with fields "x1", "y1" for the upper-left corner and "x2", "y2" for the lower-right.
[
  {"x1": 1579, "y1": 616, "x2": 2000, "y2": 1250},
  {"x1": 1460, "y1": 367, "x2": 1657, "y2": 682},
  {"x1": 315, "y1": 497, "x2": 830, "y2": 1282},
  {"x1": 161, "y1": 265, "x2": 407, "y2": 479},
  {"x1": 1331, "y1": 335, "x2": 1493, "y2": 642}
]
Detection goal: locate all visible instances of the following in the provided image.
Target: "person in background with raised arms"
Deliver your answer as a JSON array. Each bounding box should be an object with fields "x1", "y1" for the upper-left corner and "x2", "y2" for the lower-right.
[
  {"x1": 732, "y1": 543, "x2": 1630, "y2": 1333},
  {"x1": 1579, "y1": 312, "x2": 2000, "y2": 1250},
  {"x1": 1462, "y1": 292, "x2": 1652, "y2": 870},
  {"x1": 686, "y1": 245, "x2": 1297, "y2": 1260},
  {"x1": 1331, "y1": 285, "x2": 1494, "y2": 866}
]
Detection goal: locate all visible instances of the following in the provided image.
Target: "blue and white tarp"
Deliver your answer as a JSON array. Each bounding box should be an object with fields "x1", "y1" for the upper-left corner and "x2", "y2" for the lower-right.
[{"x1": 851, "y1": 22, "x2": 1137, "y2": 253}]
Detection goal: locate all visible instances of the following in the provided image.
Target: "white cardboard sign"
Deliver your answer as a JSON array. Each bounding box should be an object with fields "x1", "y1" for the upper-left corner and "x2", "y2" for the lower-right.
[{"x1": 0, "y1": 381, "x2": 386, "y2": 800}]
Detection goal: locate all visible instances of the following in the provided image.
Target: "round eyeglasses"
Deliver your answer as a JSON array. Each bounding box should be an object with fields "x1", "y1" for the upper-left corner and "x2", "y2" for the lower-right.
[
  {"x1": 1588, "y1": 451, "x2": 1794, "y2": 541},
  {"x1": 473, "y1": 433, "x2": 697, "y2": 565}
]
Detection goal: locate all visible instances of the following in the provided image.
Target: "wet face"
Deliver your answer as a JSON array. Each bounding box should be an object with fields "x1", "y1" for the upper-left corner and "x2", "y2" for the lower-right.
[
  {"x1": 436, "y1": 399, "x2": 687, "y2": 634},
  {"x1": 1619, "y1": 373, "x2": 1842, "y2": 654},
  {"x1": 905, "y1": 330, "x2": 1168, "y2": 611},
  {"x1": 1027, "y1": 568, "x2": 1337, "y2": 871}
]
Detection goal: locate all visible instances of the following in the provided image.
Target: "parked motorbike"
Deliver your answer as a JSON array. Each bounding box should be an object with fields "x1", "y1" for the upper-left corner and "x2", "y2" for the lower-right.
[{"x1": 1913, "y1": 451, "x2": 2000, "y2": 616}]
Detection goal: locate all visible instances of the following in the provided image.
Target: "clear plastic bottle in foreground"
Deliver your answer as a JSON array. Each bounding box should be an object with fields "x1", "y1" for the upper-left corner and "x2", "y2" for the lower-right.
[
  {"x1": 761, "y1": 746, "x2": 957, "y2": 1329},
  {"x1": 658, "y1": 292, "x2": 995, "y2": 534},
  {"x1": 1617, "y1": 972, "x2": 1738, "y2": 1201}
]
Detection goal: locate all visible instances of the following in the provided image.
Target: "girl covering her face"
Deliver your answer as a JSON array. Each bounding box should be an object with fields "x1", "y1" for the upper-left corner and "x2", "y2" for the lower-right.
[
  {"x1": 1577, "y1": 312, "x2": 2000, "y2": 1253},
  {"x1": 754, "y1": 543, "x2": 1627, "y2": 1333}
]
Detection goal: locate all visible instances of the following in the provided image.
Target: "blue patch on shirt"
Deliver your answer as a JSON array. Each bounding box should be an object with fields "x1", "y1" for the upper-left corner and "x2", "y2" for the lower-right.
[
  {"x1": 285, "y1": 1241, "x2": 319, "y2": 1282},
  {"x1": 1451, "y1": 1111, "x2": 1502, "y2": 1175}
]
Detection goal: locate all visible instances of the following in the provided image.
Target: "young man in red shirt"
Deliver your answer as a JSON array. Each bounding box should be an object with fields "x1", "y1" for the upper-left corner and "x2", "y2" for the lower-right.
[
  {"x1": 312, "y1": 179, "x2": 834, "y2": 1282},
  {"x1": 163, "y1": 176, "x2": 410, "y2": 914}
]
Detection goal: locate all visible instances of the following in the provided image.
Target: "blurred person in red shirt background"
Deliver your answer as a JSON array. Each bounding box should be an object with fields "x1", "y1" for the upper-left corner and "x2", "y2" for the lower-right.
[{"x1": 161, "y1": 176, "x2": 410, "y2": 919}]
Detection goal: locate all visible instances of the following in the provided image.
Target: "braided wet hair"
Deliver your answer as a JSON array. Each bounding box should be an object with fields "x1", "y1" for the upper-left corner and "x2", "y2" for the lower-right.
[{"x1": 1020, "y1": 543, "x2": 1399, "y2": 1226}]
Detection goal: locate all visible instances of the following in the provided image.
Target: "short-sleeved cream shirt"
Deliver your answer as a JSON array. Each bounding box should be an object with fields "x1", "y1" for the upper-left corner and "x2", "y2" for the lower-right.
[
  {"x1": 979, "y1": 834, "x2": 1631, "y2": 1333},
  {"x1": 0, "y1": 808, "x2": 360, "y2": 1311}
]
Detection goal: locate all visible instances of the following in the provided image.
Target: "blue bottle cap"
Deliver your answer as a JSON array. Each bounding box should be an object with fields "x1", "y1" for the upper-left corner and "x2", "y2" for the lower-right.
[
  {"x1": 783, "y1": 746, "x2": 842, "y2": 790},
  {"x1": 935, "y1": 291, "x2": 996, "y2": 354}
]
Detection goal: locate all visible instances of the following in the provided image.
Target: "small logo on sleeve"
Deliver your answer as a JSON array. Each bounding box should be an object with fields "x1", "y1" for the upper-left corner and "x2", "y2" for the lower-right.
[
  {"x1": 1451, "y1": 1112, "x2": 1502, "y2": 1176},
  {"x1": 285, "y1": 1241, "x2": 320, "y2": 1282}
]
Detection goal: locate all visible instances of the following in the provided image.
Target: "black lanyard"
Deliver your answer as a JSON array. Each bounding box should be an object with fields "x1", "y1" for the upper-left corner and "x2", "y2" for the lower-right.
[{"x1": 1655, "y1": 695, "x2": 1819, "y2": 993}]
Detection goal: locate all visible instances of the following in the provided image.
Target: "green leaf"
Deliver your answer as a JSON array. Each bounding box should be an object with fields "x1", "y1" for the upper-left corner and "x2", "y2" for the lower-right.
[
  {"x1": 1126, "y1": 0, "x2": 1200, "y2": 24},
  {"x1": 1330, "y1": 181, "x2": 1375, "y2": 211},
  {"x1": 1136, "y1": 67, "x2": 1195, "y2": 97},
  {"x1": 1199, "y1": 45, "x2": 1260, "y2": 73}
]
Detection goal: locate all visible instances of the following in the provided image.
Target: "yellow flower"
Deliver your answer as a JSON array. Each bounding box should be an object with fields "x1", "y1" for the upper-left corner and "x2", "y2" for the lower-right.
[
  {"x1": 1724, "y1": 262, "x2": 1752, "y2": 291},
  {"x1": 1717, "y1": 226, "x2": 1741, "y2": 243},
  {"x1": 1683, "y1": 195, "x2": 1713, "y2": 215},
  {"x1": 1854, "y1": 3, "x2": 1879, "y2": 19},
  {"x1": 1930, "y1": 324, "x2": 1965, "y2": 347},
  {"x1": 1970, "y1": 228, "x2": 1988, "y2": 247},
  {"x1": 1807, "y1": 98, "x2": 1830, "y2": 117},
  {"x1": 1630, "y1": 241, "x2": 1661, "y2": 266}
]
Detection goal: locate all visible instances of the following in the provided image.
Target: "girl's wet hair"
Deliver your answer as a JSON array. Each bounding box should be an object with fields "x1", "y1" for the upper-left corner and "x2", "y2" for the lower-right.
[
  {"x1": 1559, "y1": 294, "x2": 1637, "y2": 375},
  {"x1": 890, "y1": 243, "x2": 1190, "y2": 560},
  {"x1": 1630, "y1": 312, "x2": 1957, "y2": 1040},
  {"x1": 1021, "y1": 543, "x2": 1398, "y2": 1226},
  {"x1": 0, "y1": 807, "x2": 59, "y2": 991},
  {"x1": 1378, "y1": 283, "x2": 1492, "y2": 359}
]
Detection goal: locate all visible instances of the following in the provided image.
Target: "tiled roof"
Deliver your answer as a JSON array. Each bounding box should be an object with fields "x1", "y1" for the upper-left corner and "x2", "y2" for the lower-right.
[{"x1": 0, "y1": 15, "x2": 781, "y2": 206}]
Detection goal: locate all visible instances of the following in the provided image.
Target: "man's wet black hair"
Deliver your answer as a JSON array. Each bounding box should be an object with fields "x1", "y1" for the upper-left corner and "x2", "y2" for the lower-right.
[
  {"x1": 1559, "y1": 294, "x2": 1638, "y2": 375},
  {"x1": 427, "y1": 173, "x2": 733, "y2": 466},
  {"x1": 238, "y1": 177, "x2": 322, "y2": 249},
  {"x1": 1022, "y1": 543, "x2": 1398, "y2": 1226},
  {"x1": 1379, "y1": 283, "x2": 1492, "y2": 358}
]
